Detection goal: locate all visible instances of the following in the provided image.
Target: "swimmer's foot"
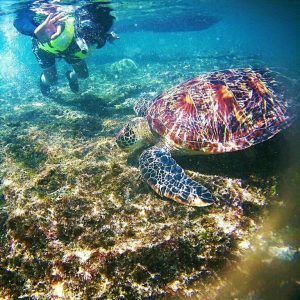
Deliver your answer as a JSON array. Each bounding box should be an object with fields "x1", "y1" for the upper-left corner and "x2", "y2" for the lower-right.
[
  {"x1": 66, "y1": 71, "x2": 79, "y2": 93},
  {"x1": 40, "y1": 75, "x2": 51, "y2": 96}
]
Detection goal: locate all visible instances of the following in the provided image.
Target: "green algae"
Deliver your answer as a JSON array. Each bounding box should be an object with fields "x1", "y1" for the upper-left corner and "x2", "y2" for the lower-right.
[
  {"x1": 6, "y1": 136, "x2": 48, "y2": 170},
  {"x1": 0, "y1": 145, "x2": 274, "y2": 298},
  {"x1": 0, "y1": 135, "x2": 285, "y2": 298},
  {"x1": 33, "y1": 166, "x2": 68, "y2": 195}
]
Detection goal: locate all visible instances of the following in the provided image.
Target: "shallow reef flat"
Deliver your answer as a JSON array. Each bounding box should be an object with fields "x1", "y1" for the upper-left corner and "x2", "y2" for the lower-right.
[
  {"x1": 0, "y1": 54, "x2": 297, "y2": 299},
  {"x1": 0, "y1": 136, "x2": 277, "y2": 299}
]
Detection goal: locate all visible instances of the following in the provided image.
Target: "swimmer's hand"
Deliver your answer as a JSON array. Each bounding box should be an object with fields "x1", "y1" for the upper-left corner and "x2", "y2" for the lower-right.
[
  {"x1": 106, "y1": 31, "x2": 119, "y2": 43},
  {"x1": 34, "y1": 12, "x2": 67, "y2": 43}
]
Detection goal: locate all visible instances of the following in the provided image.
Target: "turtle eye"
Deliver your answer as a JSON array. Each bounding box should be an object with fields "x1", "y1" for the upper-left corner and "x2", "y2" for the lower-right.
[{"x1": 116, "y1": 124, "x2": 137, "y2": 149}]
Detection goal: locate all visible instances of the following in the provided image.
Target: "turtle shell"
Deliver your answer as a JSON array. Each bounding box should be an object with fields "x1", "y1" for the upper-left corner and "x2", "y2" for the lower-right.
[{"x1": 146, "y1": 68, "x2": 293, "y2": 153}]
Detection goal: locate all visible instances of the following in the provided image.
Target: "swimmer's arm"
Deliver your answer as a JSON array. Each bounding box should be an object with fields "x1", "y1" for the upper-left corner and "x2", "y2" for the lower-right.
[{"x1": 13, "y1": 8, "x2": 37, "y2": 36}]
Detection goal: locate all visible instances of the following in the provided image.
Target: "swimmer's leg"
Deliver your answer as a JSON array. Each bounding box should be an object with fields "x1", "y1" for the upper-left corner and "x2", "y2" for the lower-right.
[
  {"x1": 32, "y1": 38, "x2": 57, "y2": 96},
  {"x1": 66, "y1": 59, "x2": 89, "y2": 93},
  {"x1": 40, "y1": 65, "x2": 57, "y2": 96}
]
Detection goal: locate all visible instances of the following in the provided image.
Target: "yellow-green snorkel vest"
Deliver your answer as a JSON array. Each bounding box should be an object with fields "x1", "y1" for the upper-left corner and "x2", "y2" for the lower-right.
[
  {"x1": 37, "y1": 16, "x2": 94, "y2": 59},
  {"x1": 38, "y1": 17, "x2": 75, "y2": 54}
]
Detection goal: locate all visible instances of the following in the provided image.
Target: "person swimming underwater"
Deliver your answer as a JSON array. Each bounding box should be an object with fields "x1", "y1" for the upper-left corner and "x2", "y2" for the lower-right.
[{"x1": 14, "y1": 2, "x2": 118, "y2": 96}]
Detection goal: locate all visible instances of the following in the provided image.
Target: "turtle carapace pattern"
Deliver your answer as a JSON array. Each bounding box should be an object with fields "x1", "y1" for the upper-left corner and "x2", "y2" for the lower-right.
[{"x1": 116, "y1": 68, "x2": 294, "y2": 206}]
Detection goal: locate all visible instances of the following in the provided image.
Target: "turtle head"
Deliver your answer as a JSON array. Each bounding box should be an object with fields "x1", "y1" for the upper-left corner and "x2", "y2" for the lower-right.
[{"x1": 116, "y1": 117, "x2": 152, "y2": 151}]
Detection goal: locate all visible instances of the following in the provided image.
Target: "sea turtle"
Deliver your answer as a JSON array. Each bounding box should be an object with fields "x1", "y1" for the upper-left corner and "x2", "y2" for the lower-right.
[{"x1": 116, "y1": 68, "x2": 293, "y2": 207}]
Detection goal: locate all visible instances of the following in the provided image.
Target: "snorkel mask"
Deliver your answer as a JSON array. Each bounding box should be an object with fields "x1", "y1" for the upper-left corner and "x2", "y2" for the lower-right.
[{"x1": 74, "y1": 3, "x2": 114, "y2": 52}]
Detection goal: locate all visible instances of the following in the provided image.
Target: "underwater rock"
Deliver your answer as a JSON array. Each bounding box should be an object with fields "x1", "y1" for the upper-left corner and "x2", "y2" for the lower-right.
[
  {"x1": 0, "y1": 134, "x2": 279, "y2": 299},
  {"x1": 114, "y1": 97, "x2": 136, "y2": 110},
  {"x1": 108, "y1": 58, "x2": 138, "y2": 75},
  {"x1": 6, "y1": 136, "x2": 48, "y2": 170}
]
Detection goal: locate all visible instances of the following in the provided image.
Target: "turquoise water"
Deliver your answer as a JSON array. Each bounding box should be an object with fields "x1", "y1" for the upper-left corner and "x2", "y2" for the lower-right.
[
  {"x1": 0, "y1": 0, "x2": 300, "y2": 299},
  {"x1": 1, "y1": 1, "x2": 300, "y2": 103}
]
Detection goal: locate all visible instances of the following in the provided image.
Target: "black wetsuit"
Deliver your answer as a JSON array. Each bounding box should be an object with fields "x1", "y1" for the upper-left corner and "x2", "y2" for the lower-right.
[{"x1": 13, "y1": 6, "x2": 107, "y2": 70}]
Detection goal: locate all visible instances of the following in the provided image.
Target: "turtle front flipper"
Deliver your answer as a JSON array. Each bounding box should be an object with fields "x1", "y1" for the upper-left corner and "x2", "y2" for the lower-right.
[{"x1": 139, "y1": 147, "x2": 214, "y2": 207}]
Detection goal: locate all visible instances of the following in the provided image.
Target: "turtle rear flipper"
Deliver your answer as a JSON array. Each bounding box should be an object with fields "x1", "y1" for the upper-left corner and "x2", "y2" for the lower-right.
[{"x1": 139, "y1": 147, "x2": 213, "y2": 207}]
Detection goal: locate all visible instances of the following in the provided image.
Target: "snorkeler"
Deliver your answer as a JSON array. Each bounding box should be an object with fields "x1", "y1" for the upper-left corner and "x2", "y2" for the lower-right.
[{"x1": 14, "y1": 3, "x2": 118, "y2": 96}]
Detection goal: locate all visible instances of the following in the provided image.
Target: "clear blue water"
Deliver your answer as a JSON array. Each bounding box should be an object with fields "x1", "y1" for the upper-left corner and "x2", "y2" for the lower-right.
[
  {"x1": 1, "y1": 1, "x2": 300, "y2": 98},
  {"x1": 0, "y1": 0, "x2": 299, "y2": 299}
]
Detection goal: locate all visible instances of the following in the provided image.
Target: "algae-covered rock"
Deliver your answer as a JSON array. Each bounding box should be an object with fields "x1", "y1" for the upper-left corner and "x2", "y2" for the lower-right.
[
  {"x1": 0, "y1": 53, "x2": 296, "y2": 299},
  {"x1": 109, "y1": 58, "x2": 138, "y2": 75},
  {"x1": 0, "y1": 135, "x2": 278, "y2": 299},
  {"x1": 6, "y1": 136, "x2": 48, "y2": 170}
]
